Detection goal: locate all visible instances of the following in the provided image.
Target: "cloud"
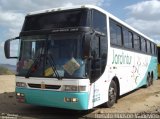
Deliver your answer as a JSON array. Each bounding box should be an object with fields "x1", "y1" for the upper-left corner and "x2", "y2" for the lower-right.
[
  {"x1": 125, "y1": 0, "x2": 160, "y2": 20},
  {"x1": 0, "y1": 9, "x2": 24, "y2": 38},
  {"x1": 0, "y1": 0, "x2": 104, "y2": 38},
  {"x1": 0, "y1": 41, "x2": 4, "y2": 48},
  {"x1": 125, "y1": 18, "x2": 160, "y2": 35},
  {"x1": 125, "y1": 0, "x2": 160, "y2": 43},
  {"x1": 0, "y1": 0, "x2": 104, "y2": 12},
  {"x1": 0, "y1": 0, "x2": 105, "y2": 37},
  {"x1": 0, "y1": 0, "x2": 105, "y2": 64}
]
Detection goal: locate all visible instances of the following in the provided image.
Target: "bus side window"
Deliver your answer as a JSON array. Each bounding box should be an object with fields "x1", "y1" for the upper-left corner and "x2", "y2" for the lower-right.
[
  {"x1": 123, "y1": 28, "x2": 133, "y2": 49},
  {"x1": 151, "y1": 43, "x2": 154, "y2": 55},
  {"x1": 147, "y1": 40, "x2": 151, "y2": 54},
  {"x1": 133, "y1": 34, "x2": 141, "y2": 51},
  {"x1": 91, "y1": 36, "x2": 100, "y2": 59},
  {"x1": 90, "y1": 9, "x2": 107, "y2": 82},
  {"x1": 110, "y1": 20, "x2": 123, "y2": 46},
  {"x1": 92, "y1": 9, "x2": 106, "y2": 33},
  {"x1": 155, "y1": 45, "x2": 157, "y2": 55},
  {"x1": 90, "y1": 35, "x2": 100, "y2": 81},
  {"x1": 141, "y1": 38, "x2": 147, "y2": 53}
]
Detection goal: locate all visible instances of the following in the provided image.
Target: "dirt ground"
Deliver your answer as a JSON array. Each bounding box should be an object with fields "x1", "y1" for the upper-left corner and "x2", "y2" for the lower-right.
[{"x1": 0, "y1": 75, "x2": 160, "y2": 119}]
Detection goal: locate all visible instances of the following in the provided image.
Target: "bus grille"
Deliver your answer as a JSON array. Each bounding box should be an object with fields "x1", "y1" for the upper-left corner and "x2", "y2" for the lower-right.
[{"x1": 28, "y1": 83, "x2": 61, "y2": 89}]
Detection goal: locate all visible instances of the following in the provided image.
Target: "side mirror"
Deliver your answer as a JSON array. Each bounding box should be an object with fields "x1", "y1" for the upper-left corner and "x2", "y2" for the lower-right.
[
  {"x1": 4, "y1": 37, "x2": 20, "y2": 59},
  {"x1": 82, "y1": 34, "x2": 91, "y2": 59}
]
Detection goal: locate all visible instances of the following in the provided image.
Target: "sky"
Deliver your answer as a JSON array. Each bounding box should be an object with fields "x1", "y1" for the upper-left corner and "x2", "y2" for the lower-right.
[{"x1": 0, "y1": 0, "x2": 160, "y2": 65}]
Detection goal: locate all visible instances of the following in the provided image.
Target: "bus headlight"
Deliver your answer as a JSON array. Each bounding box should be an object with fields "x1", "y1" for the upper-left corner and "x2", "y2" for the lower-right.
[
  {"x1": 16, "y1": 82, "x2": 27, "y2": 87},
  {"x1": 63, "y1": 85, "x2": 86, "y2": 92}
]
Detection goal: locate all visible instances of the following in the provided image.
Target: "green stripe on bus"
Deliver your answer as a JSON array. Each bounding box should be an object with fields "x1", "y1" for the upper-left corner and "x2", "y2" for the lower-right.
[
  {"x1": 16, "y1": 88, "x2": 89, "y2": 110},
  {"x1": 137, "y1": 57, "x2": 158, "y2": 88}
]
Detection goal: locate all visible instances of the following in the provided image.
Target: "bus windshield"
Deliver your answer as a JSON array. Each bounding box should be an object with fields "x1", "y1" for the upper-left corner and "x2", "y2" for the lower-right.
[
  {"x1": 23, "y1": 9, "x2": 89, "y2": 31},
  {"x1": 17, "y1": 34, "x2": 86, "y2": 79}
]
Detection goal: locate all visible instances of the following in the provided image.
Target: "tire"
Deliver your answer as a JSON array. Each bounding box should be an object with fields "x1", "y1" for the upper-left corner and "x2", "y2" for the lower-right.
[
  {"x1": 150, "y1": 74, "x2": 153, "y2": 86},
  {"x1": 105, "y1": 80, "x2": 117, "y2": 108},
  {"x1": 148, "y1": 76, "x2": 152, "y2": 86},
  {"x1": 145, "y1": 74, "x2": 151, "y2": 88}
]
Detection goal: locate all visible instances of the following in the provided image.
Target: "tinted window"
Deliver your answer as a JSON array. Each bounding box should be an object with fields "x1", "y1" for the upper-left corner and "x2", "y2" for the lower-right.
[
  {"x1": 141, "y1": 38, "x2": 146, "y2": 52},
  {"x1": 147, "y1": 40, "x2": 151, "y2": 54},
  {"x1": 92, "y1": 10, "x2": 106, "y2": 33},
  {"x1": 91, "y1": 36, "x2": 100, "y2": 58},
  {"x1": 123, "y1": 28, "x2": 133, "y2": 48},
  {"x1": 23, "y1": 9, "x2": 88, "y2": 31},
  {"x1": 100, "y1": 37, "x2": 107, "y2": 74},
  {"x1": 101, "y1": 37, "x2": 107, "y2": 59},
  {"x1": 110, "y1": 20, "x2": 122, "y2": 46},
  {"x1": 133, "y1": 34, "x2": 141, "y2": 50},
  {"x1": 155, "y1": 45, "x2": 157, "y2": 55},
  {"x1": 151, "y1": 43, "x2": 155, "y2": 55}
]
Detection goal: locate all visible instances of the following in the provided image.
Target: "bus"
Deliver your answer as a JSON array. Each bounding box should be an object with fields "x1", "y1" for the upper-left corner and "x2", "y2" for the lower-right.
[{"x1": 4, "y1": 5, "x2": 158, "y2": 110}]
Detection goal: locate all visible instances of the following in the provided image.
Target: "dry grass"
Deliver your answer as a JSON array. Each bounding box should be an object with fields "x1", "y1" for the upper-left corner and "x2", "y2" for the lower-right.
[{"x1": 0, "y1": 75, "x2": 15, "y2": 93}]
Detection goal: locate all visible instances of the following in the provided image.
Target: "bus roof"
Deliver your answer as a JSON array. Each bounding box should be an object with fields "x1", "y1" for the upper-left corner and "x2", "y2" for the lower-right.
[{"x1": 27, "y1": 4, "x2": 155, "y2": 43}]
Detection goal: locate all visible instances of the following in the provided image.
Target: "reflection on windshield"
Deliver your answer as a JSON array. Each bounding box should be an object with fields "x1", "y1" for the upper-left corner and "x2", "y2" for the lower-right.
[{"x1": 17, "y1": 35, "x2": 86, "y2": 79}]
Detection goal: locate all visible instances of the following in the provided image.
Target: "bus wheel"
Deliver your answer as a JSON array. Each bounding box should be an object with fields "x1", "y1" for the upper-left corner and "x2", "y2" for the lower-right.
[
  {"x1": 106, "y1": 80, "x2": 117, "y2": 108},
  {"x1": 150, "y1": 73, "x2": 153, "y2": 85},
  {"x1": 145, "y1": 74, "x2": 151, "y2": 88}
]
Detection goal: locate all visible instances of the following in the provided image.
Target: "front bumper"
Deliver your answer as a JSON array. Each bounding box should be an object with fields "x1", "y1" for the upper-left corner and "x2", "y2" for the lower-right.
[{"x1": 16, "y1": 87, "x2": 89, "y2": 110}]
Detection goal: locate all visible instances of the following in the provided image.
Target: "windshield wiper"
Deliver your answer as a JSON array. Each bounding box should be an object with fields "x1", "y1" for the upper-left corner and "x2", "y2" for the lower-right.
[
  {"x1": 25, "y1": 39, "x2": 61, "y2": 80},
  {"x1": 25, "y1": 53, "x2": 61, "y2": 80},
  {"x1": 25, "y1": 53, "x2": 43, "y2": 78},
  {"x1": 45, "y1": 38, "x2": 61, "y2": 80},
  {"x1": 47, "y1": 54, "x2": 61, "y2": 80}
]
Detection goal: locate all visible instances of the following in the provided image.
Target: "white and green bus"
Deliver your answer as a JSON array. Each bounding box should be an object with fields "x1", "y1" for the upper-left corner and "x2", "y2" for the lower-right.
[{"x1": 4, "y1": 5, "x2": 157, "y2": 110}]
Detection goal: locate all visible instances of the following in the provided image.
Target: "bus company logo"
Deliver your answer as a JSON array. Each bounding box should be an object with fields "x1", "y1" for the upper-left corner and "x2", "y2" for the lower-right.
[
  {"x1": 112, "y1": 50, "x2": 132, "y2": 65},
  {"x1": 41, "y1": 82, "x2": 45, "y2": 89}
]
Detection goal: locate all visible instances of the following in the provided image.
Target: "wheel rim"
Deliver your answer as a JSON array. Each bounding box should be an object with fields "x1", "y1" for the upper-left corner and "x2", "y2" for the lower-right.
[{"x1": 109, "y1": 87, "x2": 116, "y2": 103}]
